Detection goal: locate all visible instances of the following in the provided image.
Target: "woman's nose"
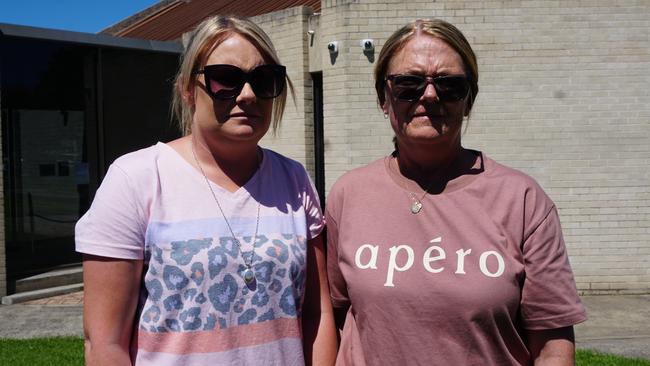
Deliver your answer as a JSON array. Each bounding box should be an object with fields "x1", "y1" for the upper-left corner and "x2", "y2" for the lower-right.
[
  {"x1": 237, "y1": 82, "x2": 256, "y2": 102},
  {"x1": 420, "y1": 82, "x2": 439, "y2": 102}
]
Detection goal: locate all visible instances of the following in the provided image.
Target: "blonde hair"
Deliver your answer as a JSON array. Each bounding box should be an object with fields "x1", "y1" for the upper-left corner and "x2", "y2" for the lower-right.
[
  {"x1": 374, "y1": 19, "x2": 479, "y2": 114},
  {"x1": 172, "y1": 15, "x2": 293, "y2": 136}
]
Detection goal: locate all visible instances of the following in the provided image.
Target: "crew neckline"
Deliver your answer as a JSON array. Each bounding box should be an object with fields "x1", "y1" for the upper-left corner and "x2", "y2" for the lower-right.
[{"x1": 383, "y1": 148, "x2": 485, "y2": 196}]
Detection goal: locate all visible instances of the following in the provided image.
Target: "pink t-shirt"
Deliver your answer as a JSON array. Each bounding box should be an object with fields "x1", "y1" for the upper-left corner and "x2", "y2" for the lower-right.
[
  {"x1": 326, "y1": 151, "x2": 586, "y2": 365},
  {"x1": 76, "y1": 142, "x2": 324, "y2": 365}
]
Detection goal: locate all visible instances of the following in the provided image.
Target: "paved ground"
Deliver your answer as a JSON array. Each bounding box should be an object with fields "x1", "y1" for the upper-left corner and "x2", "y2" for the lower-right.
[
  {"x1": 574, "y1": 294, "x2": 650, "y2": 360},
  {"x1": 0, "y1": 292, "x2": 648, "y2": 360},
  {"x1": 0, "y1": 291, "x2": 83, "y2": 339}
]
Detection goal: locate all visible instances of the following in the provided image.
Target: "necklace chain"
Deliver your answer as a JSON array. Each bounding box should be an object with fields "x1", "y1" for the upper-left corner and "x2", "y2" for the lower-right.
[
  {"x1": 407, "y1": 186, "x2": 431, "y2": 214},
  {"x1": 391, "y1": 156, "x2": 433, "y2": 214},
  {"x1": 191, "y1": 141, "x2": 261, "y2": 273},
  {"x1": 408, "y1": 189, "x2": 429, "y2": 214}
]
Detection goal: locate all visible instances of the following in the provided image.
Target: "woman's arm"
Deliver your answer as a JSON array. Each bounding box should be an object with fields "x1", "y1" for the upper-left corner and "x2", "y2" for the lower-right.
[
  {"x1": 527, "y1": 326, "x2": 576, "y2": 366},
  {"x1": 302, "y1": 233, "x2": 337, "y2": 366},
  {"x1": 82, "y1": 254, "x2": 143, "y2": 366}
]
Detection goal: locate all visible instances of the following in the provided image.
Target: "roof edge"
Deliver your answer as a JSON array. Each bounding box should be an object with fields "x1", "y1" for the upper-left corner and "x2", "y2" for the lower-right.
[
  {"x1": 0, "y1": 22, "x2": 182, "y2": 53},
  {"x1": 100, "y1": 0, "x2": 180, "y2": 36}
]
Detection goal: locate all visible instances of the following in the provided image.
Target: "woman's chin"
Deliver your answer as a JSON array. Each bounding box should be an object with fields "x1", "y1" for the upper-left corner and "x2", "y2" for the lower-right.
[
  {"x1": 404, "y1": 125, "x2": 445, "y2": 140},
  {"x1": 219, "y1": 124, "x2": 269, "y2": 142}
]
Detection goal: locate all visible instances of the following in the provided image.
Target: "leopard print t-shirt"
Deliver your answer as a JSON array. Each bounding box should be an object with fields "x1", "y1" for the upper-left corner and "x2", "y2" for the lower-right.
[{"x1": 76, "y1": 142, "x2": 324, "y2": 365}]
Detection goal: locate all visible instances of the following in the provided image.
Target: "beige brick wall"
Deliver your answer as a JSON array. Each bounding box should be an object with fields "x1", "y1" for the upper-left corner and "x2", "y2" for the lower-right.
[
  {"x1": 254, "y1": 7, "x2": 318, "y2": 178},
  {"x1": 311, "y1": 0, "x2": 650, "y2": 294}
]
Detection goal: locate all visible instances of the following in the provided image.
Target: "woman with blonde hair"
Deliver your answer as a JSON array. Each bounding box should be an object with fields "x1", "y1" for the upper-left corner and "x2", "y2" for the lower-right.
[{"x1": 77, "y1": 15, "x2": 336, "y2": 365}]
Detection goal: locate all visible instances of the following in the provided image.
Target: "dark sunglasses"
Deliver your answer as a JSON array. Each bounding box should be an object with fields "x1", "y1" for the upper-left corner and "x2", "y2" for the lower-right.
[
  {"x1": 386, "y1": 74, "x2": 470, "y2": 102},
  {"x1": 193, "y1": 64, "x2": 286, "y2": 100}
]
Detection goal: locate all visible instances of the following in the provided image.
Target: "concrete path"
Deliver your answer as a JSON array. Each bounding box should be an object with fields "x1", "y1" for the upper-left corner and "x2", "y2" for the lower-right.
[
  {"x1": 575, "y1": 294, "x2": 650, "y2": 361},
  {"x1": 0, "y1": 290, "x2": 83, "y2": 339},
  {"x1": 0, "y1": 304, "x2": 83, "y2": 339},
  {"x1": 0, "y1": 292, "x2": 648, "y2": 361}
]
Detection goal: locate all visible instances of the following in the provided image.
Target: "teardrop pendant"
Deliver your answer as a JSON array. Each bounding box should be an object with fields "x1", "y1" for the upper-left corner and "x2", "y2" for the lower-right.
[
  {"x1": 243, "y1": 268, "x2": 256, "y2": 284},
  {"x1": 411, "y1": 201, "x2": 422, "y2": 214}
]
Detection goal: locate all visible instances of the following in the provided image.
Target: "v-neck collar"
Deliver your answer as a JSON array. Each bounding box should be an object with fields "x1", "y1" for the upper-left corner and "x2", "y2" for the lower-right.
[{"x1": 157, "y1": 141, "x2": 266, "y2": 199}]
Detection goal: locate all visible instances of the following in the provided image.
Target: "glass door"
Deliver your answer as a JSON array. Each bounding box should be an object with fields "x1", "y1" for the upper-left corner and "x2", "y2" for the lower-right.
[
  {"x1": 5, "y1": 109, "x2": 87, "y2": 276},
  {"x1": 1, "y1": 38, "x2": 93, "y2": 287}
]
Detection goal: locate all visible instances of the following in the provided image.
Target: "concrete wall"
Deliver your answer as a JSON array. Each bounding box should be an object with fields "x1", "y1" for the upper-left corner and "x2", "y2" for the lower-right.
[{"x1": 311, "y1": 0, "x2": 650, "y2": 294}]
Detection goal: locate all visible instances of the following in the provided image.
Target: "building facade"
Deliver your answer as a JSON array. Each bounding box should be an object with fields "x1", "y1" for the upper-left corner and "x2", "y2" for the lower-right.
[
  {"x1": 115, "y1": 0, "x2": 650, "y2": 295},
  {"x1": 306, "y1": 0, "x2": 650, "y2": 294},
  {"x1": 2, "y1": 0, "x2": 648, "y2": 296},
  {"x1": 246, "y1": 0, "x2": 650, "y2": 294}
]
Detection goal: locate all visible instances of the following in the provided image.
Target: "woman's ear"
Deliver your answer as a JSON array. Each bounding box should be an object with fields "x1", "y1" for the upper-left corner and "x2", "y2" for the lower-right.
[
  {"x1": 381, "y1": 90, "x2": 391, "y2": 115},
  {"x1": 181, "y1": 85, "x2": 195, "y2": 105}
]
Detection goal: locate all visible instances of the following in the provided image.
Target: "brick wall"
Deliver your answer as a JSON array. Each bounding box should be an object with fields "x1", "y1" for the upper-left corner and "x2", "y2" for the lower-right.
[
  {"x1": 312, "y1": 0, "x2": 650, "y2": 294},
  {"x1": 254, "y1": 7, "x2": 318, "y2": 177}
]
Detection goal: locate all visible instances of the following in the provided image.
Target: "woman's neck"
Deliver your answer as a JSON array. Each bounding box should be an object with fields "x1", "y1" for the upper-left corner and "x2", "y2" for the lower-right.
[
  {"x1": 191, "y1": 133, "x2": 261, "y2": 191},
  {"x1": 394, "y1": 146, "x2": 474, "y2": 193}
]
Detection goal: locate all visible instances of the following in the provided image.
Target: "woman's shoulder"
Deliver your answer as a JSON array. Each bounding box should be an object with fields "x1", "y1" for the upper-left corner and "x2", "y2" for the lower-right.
[
  {"x1": 262, "y1": 148, "x2": 305, "y2": 171},
  {"x1": 112, "y1": 142, "x2": 167, "y2": 165},
  {"x1": 329, "y1": 157, "x2": 387, "y2": 193},
  {"x1": 261, "y1": 148, "x2": 317, "y2": 185},
  {"x1": 481, "y1": 153, "x2": 546, "y2": 192},
  {"x1": 478, "y1": 153, "x2": 555, "y2": 214},
  {"x1": 108, "y1": 142, "x2": 170, "y2": 183}
]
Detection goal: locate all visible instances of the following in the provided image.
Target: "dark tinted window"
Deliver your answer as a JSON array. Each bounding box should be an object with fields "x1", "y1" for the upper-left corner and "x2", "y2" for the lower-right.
[{"x1": 1, "y1": 35, "x2": 179, "y2": 290}]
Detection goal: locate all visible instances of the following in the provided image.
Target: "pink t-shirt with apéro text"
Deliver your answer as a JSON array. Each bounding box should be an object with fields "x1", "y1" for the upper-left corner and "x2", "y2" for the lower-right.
[{"x1": 326, "y1": 151, "x2": 587, "y2": 366}]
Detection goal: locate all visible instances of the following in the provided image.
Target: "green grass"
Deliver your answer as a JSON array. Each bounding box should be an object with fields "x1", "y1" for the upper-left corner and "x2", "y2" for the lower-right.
[
  {"x1": 0, "y1": 337, "x2": 84, "y2": 365},
  {"x1": 577, "y1": 349, "x2": 650, "y2": 366},
  {"x1": 0, "y1": 337, "x2": 649, "y2": 365}
]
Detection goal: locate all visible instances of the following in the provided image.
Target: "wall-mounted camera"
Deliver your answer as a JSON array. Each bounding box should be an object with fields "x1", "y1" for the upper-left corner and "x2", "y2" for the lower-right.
[
  {"x1": 327, "y1": 41, "x2": 339, "y2": 54},
  {"x1": 360, "y1": 39, "x2": 374, "y2": 52}
]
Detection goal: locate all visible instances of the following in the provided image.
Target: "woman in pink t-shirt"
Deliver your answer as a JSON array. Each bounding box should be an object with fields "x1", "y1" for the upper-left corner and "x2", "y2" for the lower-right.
[
  {"x1": 326, "y1": 19, "x2": 586, "y2": 365},
  {"x1": 77, "y1": 15, "x2": 336, "y2": 365}
]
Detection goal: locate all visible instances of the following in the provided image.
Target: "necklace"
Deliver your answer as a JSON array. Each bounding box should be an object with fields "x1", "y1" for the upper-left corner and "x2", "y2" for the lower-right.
[
  {"x1": 191, "y1": 141, "x2": 261, "y2": 284},
  {"x1": 408, "y1": 190, "x2": 429, "y2": 214},
  {"x1": 390, "y1": 156, "x2": 432, "y2": 214}
]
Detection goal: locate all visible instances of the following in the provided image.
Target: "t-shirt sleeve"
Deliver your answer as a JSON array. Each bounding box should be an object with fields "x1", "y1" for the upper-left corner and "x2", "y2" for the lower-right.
[
  {"x1": 520, "y1": 207, "x2": 587, "y2": 330},
  {"x1": 300, "y1": 169, "x2": 324, "y2": 240},
  {"x1": 75, "y1": 163, "x2": 146, "y2": 259},
  {"x1": 325, "y1": 183, "x2": 350, "y2": 309}
]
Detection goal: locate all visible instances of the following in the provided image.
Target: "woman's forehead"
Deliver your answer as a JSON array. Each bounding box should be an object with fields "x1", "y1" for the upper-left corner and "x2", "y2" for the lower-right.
[
  {"x1": 388, "y1": 35, "x2": 465, "y2": 75},
  {"x1": 204, "y1": 34, "x2": 266, "y2": 68}
]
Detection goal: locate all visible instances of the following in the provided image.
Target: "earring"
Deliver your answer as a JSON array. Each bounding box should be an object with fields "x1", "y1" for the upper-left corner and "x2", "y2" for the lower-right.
[{"x1": 383, "y1": 113, "x2": 389, "y2": 119}]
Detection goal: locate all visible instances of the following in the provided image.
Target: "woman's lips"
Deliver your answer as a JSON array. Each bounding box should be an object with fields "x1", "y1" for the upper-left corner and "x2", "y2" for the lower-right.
[
  {"x1": 230, "y1": 112, "x2": 259, "y2": 118},
  {"x1": 412, "y1": 113, "x2": 443, "y2": 119}
]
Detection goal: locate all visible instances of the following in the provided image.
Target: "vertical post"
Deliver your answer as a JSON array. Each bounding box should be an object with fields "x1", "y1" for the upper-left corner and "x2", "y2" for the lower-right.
[{"x1": 311, "y1": 72, "x2": 325, "y2": 208}]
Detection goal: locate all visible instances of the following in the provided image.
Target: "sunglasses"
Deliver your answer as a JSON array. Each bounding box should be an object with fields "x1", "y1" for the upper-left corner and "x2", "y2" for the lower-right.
[
  {"x1": 386, "y1": 74, "x2": 470, "y2": 102},
  {"x1": 193, "y1": 64, "x2": 286, "y2": 100}
]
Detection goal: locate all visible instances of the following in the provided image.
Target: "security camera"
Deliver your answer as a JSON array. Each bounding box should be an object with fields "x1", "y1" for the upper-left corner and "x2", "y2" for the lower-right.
[
  {"x1": 327, "y1": 41, "x2": 338, "y2": 53},
  {"x1": 360, "y1": 39, "x2": 374, "y2": 51}
]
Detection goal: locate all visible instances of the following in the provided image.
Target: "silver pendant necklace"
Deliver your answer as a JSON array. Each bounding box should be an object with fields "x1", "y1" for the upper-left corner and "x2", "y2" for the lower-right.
[
  {"x1": 191, "y1": 141, "x2": 261, "y2": 284},
  {"x1": 408, "y1": 188, "x2": 430, "y2": 214},
  {"x1": 409, "y1": 192, "x2": 426, "y2": 214},
  {"x1": 391, "y1": 156, "x2": 432, "y2": 214}
]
